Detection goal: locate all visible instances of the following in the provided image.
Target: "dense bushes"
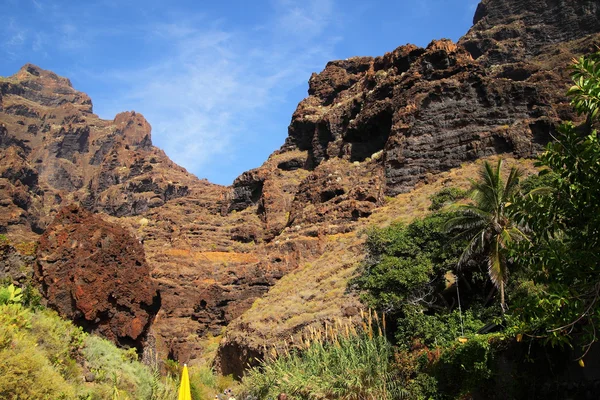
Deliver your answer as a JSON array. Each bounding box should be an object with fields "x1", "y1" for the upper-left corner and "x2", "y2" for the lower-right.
[
  {"x1": 0, "y1": 290, "x2": 178, "y2": 399},
  {"x1": 352, "y1": 213, "x2": 466, "y2": 314}
]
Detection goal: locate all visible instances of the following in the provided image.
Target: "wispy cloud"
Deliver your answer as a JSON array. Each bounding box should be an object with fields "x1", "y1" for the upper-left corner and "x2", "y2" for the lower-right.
[
  {"x1": 0, "y1": 0, "x2": 343, "y2": 182},
  {"x1": 2, "y1": 18, "x2": 28, "y2": 58},
  {"x1": 88, "y1": 0, "x2": 340, "y2": 180}
]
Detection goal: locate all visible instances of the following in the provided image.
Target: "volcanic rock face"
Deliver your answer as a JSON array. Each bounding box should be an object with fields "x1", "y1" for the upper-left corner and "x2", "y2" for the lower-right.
[
  {"x1": 0, "y1": 0, "x2": 599, "y2": 376},
  {"x1": 36, "y1": 204, "x2": 160, "y2": 347},
  {"x1": 464, "y1": 0, "x2": 600, "y2": 63},
  {"x1": 284, "y1": 8, "x2": 600, "y2": 195}
]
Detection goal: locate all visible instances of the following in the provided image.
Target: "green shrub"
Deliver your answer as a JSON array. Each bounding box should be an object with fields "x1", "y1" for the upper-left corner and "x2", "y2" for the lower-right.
[
  {"x1": 352, "y1": 213, "x2": 464, "y2": 313},
  {"x1": 84, "y1": 335, "x2": 157, "y2": 399},
  {"x1": 428, "y1": 187, "x2": 467, "y2": 211},
  {"x1": 0, "y1": 335, "x2": 76, "y2": 399},
  {"x1": 432, "y1": 334, "x2": 506, "y2": 398},
  {"x1": 0, "y1": 284, "x2": 177, "y2": 400},
  {"x1": 395, "y1": 307, "x2": 486, "y2": 349},
  {"x1": 0, "y1": 284, "x2": 23, "y2": 305}
]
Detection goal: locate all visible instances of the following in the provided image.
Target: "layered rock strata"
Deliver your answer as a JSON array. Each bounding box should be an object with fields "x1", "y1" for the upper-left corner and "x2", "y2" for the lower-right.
[{"x1": 0, "y1": 0, "x2": 598, "y2": 375}]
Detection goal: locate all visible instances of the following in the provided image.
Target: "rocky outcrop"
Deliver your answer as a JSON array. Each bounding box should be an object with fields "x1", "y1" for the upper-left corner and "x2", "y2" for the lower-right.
[
  {"x1": 462, "y1": 0, "x2": 600, "y2": 63},
  {"x1": 0, "y1": 0, "x2": 599, "y2": 376},
  {"x1": 36, "y1": 205, "x2": 160, "y2": 348},
  {"x1": 281, "y1": 0, "x2": 600, "y2": 196}
]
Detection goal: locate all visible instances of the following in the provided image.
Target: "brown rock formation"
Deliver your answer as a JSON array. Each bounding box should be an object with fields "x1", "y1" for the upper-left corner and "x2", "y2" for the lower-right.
[
  {"x1": 0, "y1": 0, "x2": 598, "y2": 377},
  {"x1": 215, "y1": 0, "x2": 600, "y2": 374},
  {"x1": 36, "y1": 204, "x2": 160, "y2": 348}
]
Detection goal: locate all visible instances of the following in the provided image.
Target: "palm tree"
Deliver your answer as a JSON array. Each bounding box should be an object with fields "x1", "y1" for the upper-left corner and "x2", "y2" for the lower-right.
[{"x1": 445, "y1": 159, "x2": 526, "y2": 313}]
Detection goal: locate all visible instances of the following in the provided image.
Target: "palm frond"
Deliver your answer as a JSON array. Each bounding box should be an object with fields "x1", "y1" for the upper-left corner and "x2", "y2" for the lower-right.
[
  {"x1": 457, "y1": 228, "x2": 486, "y2": 268},
  {"x1": 504, "y1": 166, "x2": 523, "y2": 201},
  {"x1": 525, "y1": 186, "x2": 554, "y2": 196},
  {"x1": 487, "y1": 238, "x2": 507, "y2": 288}
]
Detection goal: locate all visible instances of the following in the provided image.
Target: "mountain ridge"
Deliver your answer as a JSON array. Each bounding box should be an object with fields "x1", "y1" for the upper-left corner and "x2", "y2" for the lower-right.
[{"x1": 0, "y1": 0, "x2": 599, "y2": 377}]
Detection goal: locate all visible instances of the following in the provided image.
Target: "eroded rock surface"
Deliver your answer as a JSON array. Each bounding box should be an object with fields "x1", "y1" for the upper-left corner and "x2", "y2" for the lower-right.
[
  {"x1": 0, "y1": 0, "x2": 599, "y2": 376},
  {"x1": 36, "y1": 205, "x2": 160, "y2": 348}
]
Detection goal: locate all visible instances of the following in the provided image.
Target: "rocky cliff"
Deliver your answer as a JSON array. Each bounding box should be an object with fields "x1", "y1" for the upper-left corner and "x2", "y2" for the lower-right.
[{"x1": 0, "y1": 0, "x2": 599, "y2": 377}]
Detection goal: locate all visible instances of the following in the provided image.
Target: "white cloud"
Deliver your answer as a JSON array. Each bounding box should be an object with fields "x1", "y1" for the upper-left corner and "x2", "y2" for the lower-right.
[
  {"x1": 0, "y1": 0, "x2": 342, "y2": 182},
  {"x1": 89, "y1": 0, "x2": 340, "y2": 180}
]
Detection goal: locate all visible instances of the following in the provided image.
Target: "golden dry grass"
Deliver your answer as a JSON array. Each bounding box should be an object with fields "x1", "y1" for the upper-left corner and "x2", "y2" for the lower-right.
[
  {"x1": 224, "y1": 155, "x2": 540, "y2": 351},
  {"x1": 162, "y1": 249, "x2": 259, "y2": 263},
  {"x1": 369, "y1": 156, "x2": 538, "y2": 227}
]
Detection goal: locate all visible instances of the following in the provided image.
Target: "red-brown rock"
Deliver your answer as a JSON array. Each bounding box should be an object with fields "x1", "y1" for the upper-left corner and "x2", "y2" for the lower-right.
[
  {"x1": 1, "y1": 0, "x2": 599, "y2": 376},
  {"x1": 36, "y1": 204, "x2": 160, "y2": 348}
]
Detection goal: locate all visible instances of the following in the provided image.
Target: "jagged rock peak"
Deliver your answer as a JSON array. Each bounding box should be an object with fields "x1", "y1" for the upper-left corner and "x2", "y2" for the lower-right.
[
  {"x1": 113, "y1": 111, "x2": 153, "y2": 148},
  {"x1": 463, "y1": 0, "x2": 600, "y2": 63},
  {"x1": 15, "y1": 63, "x2": 74, "y2": 87}
]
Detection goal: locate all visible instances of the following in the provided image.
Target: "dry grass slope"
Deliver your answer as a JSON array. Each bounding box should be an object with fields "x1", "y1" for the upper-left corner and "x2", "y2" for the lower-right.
[{"x1": 222, "y1": 155, "x2": 538, "y2": 359}]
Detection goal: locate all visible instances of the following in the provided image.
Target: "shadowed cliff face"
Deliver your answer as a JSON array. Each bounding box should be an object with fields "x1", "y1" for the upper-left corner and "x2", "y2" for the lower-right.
[
  {"x1": 281, "y1": 0, "x2": 600, "y2": 196},
  {"x1": 0, "y1": 0, "x2": 599, "y2": 375}
]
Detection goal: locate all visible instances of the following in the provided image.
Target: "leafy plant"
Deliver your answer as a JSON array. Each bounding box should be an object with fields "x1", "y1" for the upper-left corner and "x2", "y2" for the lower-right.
[
  {"x1": 353, "y1": 213, "x2": 464, "y2": 314},
  {"x1": 510, "y1": 51, "x2": 600, "y2": 353},
  {"x1": 0, "y1": 283, "x2": 23, "y2": 305},
  {"x1": 429, "y1": 187, "x2": 467, "y2": 211},
  {"x1": 445, "y1": 160, "x2": 526, "y2": 312},
  {"x1": 241, "y1": 316, "x2": 406, "y2": 399}
]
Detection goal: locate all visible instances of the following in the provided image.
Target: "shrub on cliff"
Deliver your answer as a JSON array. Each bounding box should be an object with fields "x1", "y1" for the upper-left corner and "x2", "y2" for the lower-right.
[
  {"x1": 352, "y1": 213, "x2": 465, "y2": 314},
  {"x1": 0, "y1": 283, "x2": 177, "y2": 399}
]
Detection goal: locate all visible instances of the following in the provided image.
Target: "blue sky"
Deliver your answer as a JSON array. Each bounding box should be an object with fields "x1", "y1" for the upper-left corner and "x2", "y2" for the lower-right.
[{"x1": 1, "y1": 0, "x2": 480, "y2": 185}]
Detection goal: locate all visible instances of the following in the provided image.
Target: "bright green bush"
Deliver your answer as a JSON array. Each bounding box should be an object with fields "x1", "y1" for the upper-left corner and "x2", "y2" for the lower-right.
[
  {"x1": 0, "y1": 284, "x2": 23, "y2": 305},
  {"x1": 83, "y1": 335, "x2": 170, "y2": 399},
  {"x1": 0, "y1": 334, "x2": 76, "y2": 399},
  {"x1": 353, "y1": 213, "x2": 464, "y2": 313},
  {"x1": 0, "y1": 285, "x2": 178, "y2": 400},
  {"x1": 395, "y1": 307, "x2": 486, "y2": 349}
]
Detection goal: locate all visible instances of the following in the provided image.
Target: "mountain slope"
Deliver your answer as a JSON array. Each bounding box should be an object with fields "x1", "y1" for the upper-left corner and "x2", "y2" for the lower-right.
[{"x1": 0, "y1": 0, "x2": 598, "y2": 375}]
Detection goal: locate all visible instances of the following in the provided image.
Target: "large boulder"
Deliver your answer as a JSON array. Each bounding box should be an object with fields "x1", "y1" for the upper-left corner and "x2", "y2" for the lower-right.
[{"x1": 36, "y1": 204, "x2": 160, "y2": 348}]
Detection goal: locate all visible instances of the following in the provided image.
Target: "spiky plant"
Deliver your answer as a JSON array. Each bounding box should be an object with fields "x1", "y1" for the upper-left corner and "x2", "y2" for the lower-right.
[{"x1": 445, "y1": 159, "x2": 526, "y2": 313}]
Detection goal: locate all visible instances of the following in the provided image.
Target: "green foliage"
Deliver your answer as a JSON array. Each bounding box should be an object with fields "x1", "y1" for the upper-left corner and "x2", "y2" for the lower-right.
[
  {"x1": 0, "y1": 283, "x2": 23, "y2": 305},
  {"x1": 241, "y1": 331, "x2": 406, "y2": 399},
  {"x1": 517, "y1": 171, "x2": 556, "y2": 195},
  {"x1": 433, "y1": 334, "x2": 506, "y2": 399},
  {"x1": 353, "y1": 213, "x2": 464, "y2": 313},
  {"x1": 0, "y1": 331, "x2": 76, "y2": 399},
  {"x1": 395, "y1": 306, "x2": 486, "y2": 349},
  {"x1": 0, "y1": 284, "x2": 178, "y2": 399},
  {"x1": 445, "y1": 160, "x2": 525, "y2": 312},
  {"x1": 510, "y1": 51, "x2": 600, "y2": 350},
  {"x1": 567, "y1": 51, "x2": 600, "y2": 119},
  {"x1": 84, "y1": 336, "x2": 166, "y2": 399},
  {"x1": 429, "y1": 187, "x2": 467, "y2": 211}
]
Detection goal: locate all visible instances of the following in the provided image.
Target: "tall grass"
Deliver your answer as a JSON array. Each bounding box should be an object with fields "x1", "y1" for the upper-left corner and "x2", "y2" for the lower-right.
[{"x1": 241, "y1": 311, "x2": 407, "y2": 400}]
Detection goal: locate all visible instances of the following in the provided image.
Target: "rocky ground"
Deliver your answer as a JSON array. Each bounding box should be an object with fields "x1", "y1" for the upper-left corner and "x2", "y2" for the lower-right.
[{"x1": 0, "y1": 0, "x2": 598, "y2": 377}]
